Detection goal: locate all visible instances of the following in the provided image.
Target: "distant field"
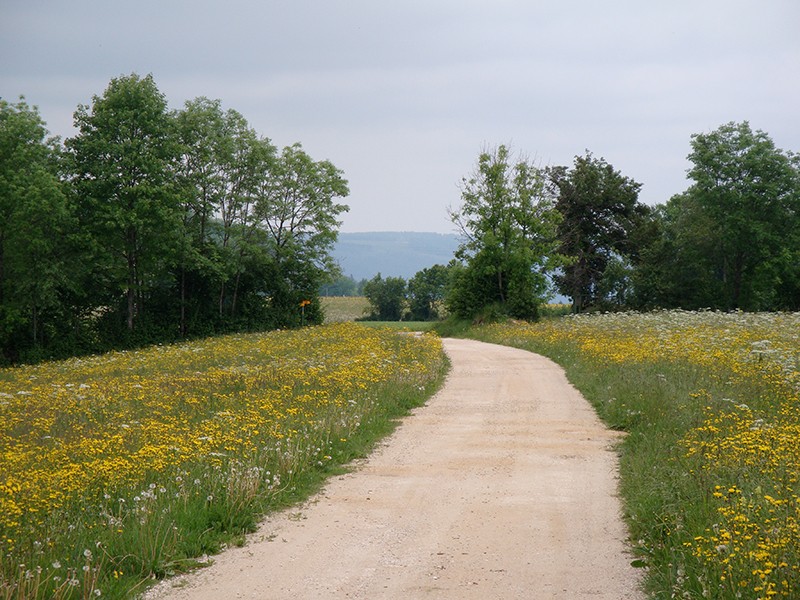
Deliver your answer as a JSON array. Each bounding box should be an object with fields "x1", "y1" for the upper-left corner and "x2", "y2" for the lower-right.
[
  {"x1": 321, "y1": 297, "x2": 438, "y2": 331},
  {"x1": 321, "y1": 296, "x2": 370, "y2": 322}
]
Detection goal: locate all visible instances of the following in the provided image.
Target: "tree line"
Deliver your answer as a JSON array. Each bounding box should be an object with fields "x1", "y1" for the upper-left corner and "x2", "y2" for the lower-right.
[
  {"x1": 446, "y1": 124, "x2": 800, "y2": 321},
  {"x1": 3, "y1": 74, "x2": 797, "y2": 360},
  {"x1": 0, "y1": 73, "x2": 349, "y2": 363}
]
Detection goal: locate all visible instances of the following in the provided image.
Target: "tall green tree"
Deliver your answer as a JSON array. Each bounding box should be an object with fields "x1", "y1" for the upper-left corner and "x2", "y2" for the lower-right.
[
  {"x1": 408, "y1": 264, "x2": 449, "y2": 320},
  {"x1": 363, "y1": 274, "x2": 407, "y2": 321},
  {"x1": 175, "y1": 99, "x2": 279, "y2": 329},
  {"x1": 66, "y1": 73, "x2": 182, "y2": 333},
  {"x1": 683, "y1": 121, "x2": 799, "y2": 309},
  {"x1": 257, "y1": 143, "x2": 349, "y2": 322},
  {"x1": 0, "y1": 98, "x2": 72, "y2": 358},
  {"x1": 448, "y1": 145, "x2": 562, "y2": 320},
  {"x1": 549, "y1": 152, "x2": 644, "y2": 312},
  {"x1": 174, "y1": 97, "x2": 233, "y2": 333},
  {"x1": 632, "y1": 194, "x2": 726, "y2": 309}
]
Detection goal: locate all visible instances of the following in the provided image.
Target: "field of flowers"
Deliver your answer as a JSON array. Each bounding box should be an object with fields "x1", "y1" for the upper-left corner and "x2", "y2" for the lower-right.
[
  {"x1": 476, "y1": 311, "x2": 800, "y2": 600},
  {"x1": 0, "y1": 323, "x2": 447, "y2": 599}
]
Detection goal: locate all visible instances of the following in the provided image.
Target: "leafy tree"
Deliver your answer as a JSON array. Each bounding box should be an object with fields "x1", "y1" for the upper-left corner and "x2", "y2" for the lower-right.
[
  {"x1": 549, "y1": 152, "x2": 644, "y2": 312},
  {"x1": 66, "y1": 73, "x2": 182, "y2": 334},
  {"x1": 168, "y1": 99, "x2": 349, "y2": 332},
  {"x1": 363, "y1": 274, "x2": 407, "y2": 321},
  {"x1": 631, "y1": 194, "x2": 725, "y2": 309},
  {"x1": 0, "y1": 98, "x2": 72, "y2": 359},
  {"x1": 0, "y1": 77, "x2": 350, "y2": 361},
  {"x1": 682, "y1": 121, "x2": 799, "y2": 310},
  {"x1": 174, "y1": 97, "x2": 259, "y2": 332},
  {"x1": 631, "y1": 123, "x2": 800, "y2": 311},
  {"x1": 408, "y1": 264, "x2": 449, "y2": 320},
  {"x1": 447, "y1": 145, "x2": 562, "y2": 320},
  {"x1": 257, "y1": 143, "x2": 349, "y2": 323}
]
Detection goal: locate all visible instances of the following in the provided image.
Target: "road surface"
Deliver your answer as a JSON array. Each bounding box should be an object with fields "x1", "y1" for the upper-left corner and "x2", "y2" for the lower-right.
[{"x1": 144, "y1": 338, "x2": 642, "y2": 599}]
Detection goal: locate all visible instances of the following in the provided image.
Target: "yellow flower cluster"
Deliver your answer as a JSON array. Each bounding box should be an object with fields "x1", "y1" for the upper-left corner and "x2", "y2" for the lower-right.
[
  {"x1": 0, "y1": 323, "x2": 443, "y2": 557},
  {"x1": 488, "y1": 310, "x2": 799, "y2": 394},
  {"x1": 682, "y1": 399, "x2": 800, "y2": 597}
]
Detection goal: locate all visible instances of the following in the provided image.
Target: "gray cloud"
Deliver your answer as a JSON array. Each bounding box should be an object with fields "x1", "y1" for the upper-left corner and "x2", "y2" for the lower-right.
[{"x1": 2, "y1": 0, "x2": 798, "y2": 232}]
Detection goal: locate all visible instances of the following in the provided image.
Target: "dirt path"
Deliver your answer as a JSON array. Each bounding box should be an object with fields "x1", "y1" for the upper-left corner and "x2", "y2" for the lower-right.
[{"x1": 144, "y1": 338, "x2": 642, "y2": 599}]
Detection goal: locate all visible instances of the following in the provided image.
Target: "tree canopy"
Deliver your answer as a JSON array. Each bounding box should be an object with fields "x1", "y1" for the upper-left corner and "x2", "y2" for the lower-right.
[
  {"x1": 0, "y1": 98, "x2": 71, "y2": 358},
  {"x1": 2, "y1": 79, "x2": 798, "y2": 363},
  {"x1": 363, "y1": 274, "x2": 407, "y2": 321},
  {"x1": 444, "y1": 127, "x2": 799, "y2": 319},
  {"x1": 447, "y1": 145, "x2": 563, "y2": 320},
  {"x1": 549, "y1": 152, "x2": 647, "y2": 312},
  {"x1": 0, "y1": 75, "x2": 349, "y2": 363},
  {"x1": 634, "y1": 122, "x2": 800, "y2": 311}
]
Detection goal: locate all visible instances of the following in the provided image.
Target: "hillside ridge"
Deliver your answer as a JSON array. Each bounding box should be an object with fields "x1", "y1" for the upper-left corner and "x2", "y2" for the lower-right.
[{"x1": 332, "y1": 231, "x2": 460, "y2": 280}]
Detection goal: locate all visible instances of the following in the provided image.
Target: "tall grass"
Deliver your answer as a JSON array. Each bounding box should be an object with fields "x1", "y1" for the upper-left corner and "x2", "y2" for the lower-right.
[
  {"x1": 0, "y1": 323, "x2": 448, "y2": 599},
  {"x1": 473, "y1": 311, "x2": 800, "y2": 599}
]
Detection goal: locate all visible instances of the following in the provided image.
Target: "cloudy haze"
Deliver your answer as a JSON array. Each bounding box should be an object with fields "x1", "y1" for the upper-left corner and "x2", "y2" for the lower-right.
[{"x1": 2, "y1": 1, "x2": 798, "y2": 233}]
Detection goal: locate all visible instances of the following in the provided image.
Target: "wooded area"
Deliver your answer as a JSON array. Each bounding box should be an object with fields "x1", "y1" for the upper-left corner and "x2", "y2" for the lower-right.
[
  {"x1": 448, "y1": 130, "x2": 800, "y2": 320},
  {"x1": 1, "y1": 74, "x2": 348, "y2": 363},
  {"x1": 2, "y1": 72, "x2": 799, "y2": 362}
]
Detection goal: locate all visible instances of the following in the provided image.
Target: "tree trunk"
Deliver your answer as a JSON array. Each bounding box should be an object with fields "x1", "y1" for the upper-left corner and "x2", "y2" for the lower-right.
[
  {"x1": 126, "y1": 227, "x2": 137, "y2": 331},
  {"x1": 180, "y1": 266, "x2": 186, "y2": 337},
  {"x1": 0, "y1": 233, "x2": 5, "y2": 304},
  {"x1": 127, "y1": 270, "x2": 136, "y2": 331},
  {"x1": 732, "y1": 251, "x2": 745, "y2": 309},
  {"x1": 231, "y1": 269, "x2": 242, "y2": 317},
  {"x1": 218, "y1": 282, "x2": 226, "y2": 317},
  {"x1": 572, "y1": 256, "x2": 587, "y2": 313},
  {"x1": 497, "y1": 269, "x2": 505, "y2": 303},
  {"x1": 31, "y1": 304, "x2": 38, "y2": 344}
]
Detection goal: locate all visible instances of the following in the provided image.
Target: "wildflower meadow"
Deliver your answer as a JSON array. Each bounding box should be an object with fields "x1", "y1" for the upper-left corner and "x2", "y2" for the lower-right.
[
  {"x1": 477, "y1": 311, "x2": 800, "y2": 599},
  {"x1": 0, "y1": 323, "x2": 447, "y2": 599}
]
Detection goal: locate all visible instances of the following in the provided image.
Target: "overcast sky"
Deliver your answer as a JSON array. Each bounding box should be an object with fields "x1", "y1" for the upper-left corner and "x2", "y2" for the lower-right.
[{"x1": 2, "y1": 1, "x2": 798, "y2": 233}]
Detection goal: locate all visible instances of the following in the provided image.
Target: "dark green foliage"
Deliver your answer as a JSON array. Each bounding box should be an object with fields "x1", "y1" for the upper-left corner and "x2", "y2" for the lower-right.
[
  {"x1": 549, "y1": 152, "x2": 646, "y2": 313},
  {"x1": 67, "y1": 73, "x2": 183, "y2": 333},
  {"x1": 0, "y1": 98, "x2": 74, "y2": 362},
  {"x1": 685, "y1": 122, "x2": 797, "y2": 309},
  {"x1": 447, "y1": 145, "x2": 563, "y2": 321},
  {"x1": 0, "y1": 75, "x2": 349, "y2": 364},
  {"x1": 632, "y1": 122, "x2": 800, "y2": 310},
  {"x1": 408, "y1": 264, "x2": 449, "y2": 320},
  {"x1": 362, "y1": 273, "x2": 407, "y2": 320}
]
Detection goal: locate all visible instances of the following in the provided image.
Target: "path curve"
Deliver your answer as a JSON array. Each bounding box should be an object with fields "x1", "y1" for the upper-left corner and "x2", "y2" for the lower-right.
[{"x1": 144, "y1": 338, "x2": 642, "y2": 599}]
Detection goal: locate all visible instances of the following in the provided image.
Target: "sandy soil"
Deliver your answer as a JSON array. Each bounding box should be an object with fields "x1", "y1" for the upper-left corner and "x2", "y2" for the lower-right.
[{"x1": 143, "y1": 338, "x2": 642, "y2": 599}]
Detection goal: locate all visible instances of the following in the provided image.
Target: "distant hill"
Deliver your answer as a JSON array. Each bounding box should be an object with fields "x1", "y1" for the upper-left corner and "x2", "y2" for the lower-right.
[{"x1": 332, "y1": 232, "x2": 460, "y2": 280}]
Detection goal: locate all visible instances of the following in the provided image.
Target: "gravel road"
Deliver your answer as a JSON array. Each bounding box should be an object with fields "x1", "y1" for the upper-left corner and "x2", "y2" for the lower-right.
[{"x1": 144, "y1": 338, "x2": 642, "y2": 599}]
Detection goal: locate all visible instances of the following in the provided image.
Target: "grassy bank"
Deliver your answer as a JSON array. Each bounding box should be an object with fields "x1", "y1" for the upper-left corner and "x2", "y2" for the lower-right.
[
  {"x1": 471, "y1": 311, "x2": 800, "y2": 599},
  {"x1": 0, "y1": 323, "x2": 448, "y2": 599}
]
